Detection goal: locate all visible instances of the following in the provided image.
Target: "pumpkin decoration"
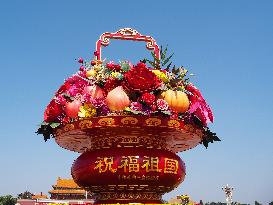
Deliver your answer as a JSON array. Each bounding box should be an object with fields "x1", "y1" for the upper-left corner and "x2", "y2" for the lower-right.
[
  {"x1": 105, "y1": 86, "x2": 130, "y2": 111},
  {"x1": 65, "y1": 100, "x2": 82, "y2": 118},
  {"x1": 84, "y1": 85, "x2": 105, "y2": 99},
  {"x1": 160, "y1": 90, "x2": 190, "y2": 113}
]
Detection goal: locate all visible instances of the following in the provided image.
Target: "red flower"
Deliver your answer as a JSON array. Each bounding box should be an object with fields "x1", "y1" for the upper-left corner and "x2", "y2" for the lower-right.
[
  {"x1": 104, "y1": 78, "x2": 120, "y2": 93},
  {"x1": 123, "y1": 62, "x2": 161, "y2": 93},
  {"x1": 55, "y1": 81, "x2": 71, "y2": 95},
  {"x1": 140, "y1": 93, "x2": 155, "y2": 106},
  {"x1": 106, "y1": 61, "x2": 121, "y2": 71},
  {"x1": 44, "y1": 99, "x2": 63, "y2": 122}
]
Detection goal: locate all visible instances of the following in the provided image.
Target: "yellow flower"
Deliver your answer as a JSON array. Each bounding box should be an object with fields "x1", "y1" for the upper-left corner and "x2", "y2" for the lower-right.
[
  {"x1": 86, "y1": 69, "x2": 97, "y2": 78},
  {"x1": 111, "y1": 71, "x2": 121, "y2": 78},
  {"x1": 151, "y1": 70, "x2": 169, "y2": 83},
  {"x1": 78, "y1": 103, "x2": 96, "y2": 118},
  {"x1": 93, "y1": 64, "x2": 102, "y2": 71}
]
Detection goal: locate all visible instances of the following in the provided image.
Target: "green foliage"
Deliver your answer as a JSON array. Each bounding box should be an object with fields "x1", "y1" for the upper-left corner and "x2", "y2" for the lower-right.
[
  {"x1": 191, "y1": 116, "x2": 220, "y2": 149},
  {"x1": 201, "y1": 127, "x2": 221, "y2": 149},
  {"x1": 36, "y1": 123, "x2": 54, "y2": 141},
  {"x1": 0, "y1": 195, "x2": 16, "y2": 205},
  {"x1": 254, "y1": 201, "x2": 262, "y2": 205},
  {"x1": 145, "y1": 45, "x2": 174, "y2": 70},
  {"x1": 17, "y1": 191, "x2": 33, "y2": 199}
]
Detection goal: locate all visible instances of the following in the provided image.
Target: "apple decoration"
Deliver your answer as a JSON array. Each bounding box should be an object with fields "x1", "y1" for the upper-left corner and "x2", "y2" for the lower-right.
[
  {"x1": 105, "y1": 86, "x2": 130, "y2": 111},
  {"x1": 65, "y1": 100, "x2": 82, "y2": 118},
  {"x1": 160, "y1": 90, "x2": 190, "y2": 113}
]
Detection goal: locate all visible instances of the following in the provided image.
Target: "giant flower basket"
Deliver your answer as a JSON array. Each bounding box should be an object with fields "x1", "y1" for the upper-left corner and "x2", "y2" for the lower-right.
[{"x1": 37, "y1": 28, "x2": 220, "y2": 204}]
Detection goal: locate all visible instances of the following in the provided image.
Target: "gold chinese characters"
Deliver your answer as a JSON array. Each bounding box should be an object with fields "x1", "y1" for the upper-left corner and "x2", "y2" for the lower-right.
[{"x1": 94, "y1": 156, "x2": 179, "y2": 174}]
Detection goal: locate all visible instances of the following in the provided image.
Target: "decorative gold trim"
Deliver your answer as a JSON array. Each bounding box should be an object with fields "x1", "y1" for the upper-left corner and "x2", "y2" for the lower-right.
[
  {"x1": 98, "y1": 118, "x2": 115, "y2": 126},
  {"x1": 85, "y1": 184, "x2": 173, "y2": 193},
  {"x1": 184, "y1": 124, "x2": 195, "y2": 132},
  {"x1": 121, "y1": 117, "x2": 138, "y2": 125},
  {"x1": 93, "y1": 191, "x2": 162, "y2": 201},
  {"x1": 64, "y1": 124, "x2": 74, "y2": 132},
  {"x1": 79, "y1": 120, "x2": 93, "y2": 129},
  {"x1": 145, "y1": 118, "x2": 161, "y2": 126},
  {"x1": 167, "y1": 119, "x2": 180, "y2": 128}
]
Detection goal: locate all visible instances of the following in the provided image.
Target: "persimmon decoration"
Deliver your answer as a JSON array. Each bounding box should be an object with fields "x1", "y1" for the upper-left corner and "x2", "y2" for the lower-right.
[
  {"x1": 160, "y1": 90, "x2": 190, "y2": 113},
  {"x1": 105, "y1": 86, "x2": 130, "y2": 111}
]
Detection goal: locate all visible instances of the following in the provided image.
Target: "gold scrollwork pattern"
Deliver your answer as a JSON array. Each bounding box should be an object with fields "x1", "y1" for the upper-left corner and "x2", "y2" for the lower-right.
[
  {"x1": 145, "y1": 118, "x2": 161, "y2": 126},
  {"x1": 55, "y1": 129, "x2": 63, "y2": 137},
  {"x1": 79, "y1": 120, "x2": 93, "y2": 129},
  {"x1": 93, "y1": 191, "x2": 162, "y2": 201},
  {"x1": 184, "y1": 124, "x2": 195, "y2": 132},
  {"x1": 89, "y1": 135, "x2": 166, "y2": 150},
  {"x1": 121, "y1": 117, "x2": 138, "y2": 125},
  {"x1": 98, "y1": 118, "x2": 115, "y2": 126},
  {"x1": 63, "y1": 124, "x2": 74, "y2": 132},
  {"x1": 167, "y1": 119, "x2": 180, "y2": 128},
  {"x1": 88, "y1": 184, "x2": 173, "y2": 193}
]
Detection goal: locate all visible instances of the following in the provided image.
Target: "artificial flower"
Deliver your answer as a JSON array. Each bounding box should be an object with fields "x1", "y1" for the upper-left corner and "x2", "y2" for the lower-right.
[
  {"x1": 123, "y1": 62, "x2": 161, "y2": 93},
  {"x1": 55, "y1": 95, "x2": 66, "y2": 106},
  {"x1": 86, "y1": 69, "x2": 97, "y2": 79},
  {"x1": 78, "y1": 103, "x2": 96, "y2": 118},
  {"x1": 130, "y1": 102, "x2": 143, "y2": 111},
  {"x1": 91, "y1": 98, "x2": 110, "y2": 115},
  {"x1": 111, "y1": 71, "x2": 123, "y2": 80},
  {"x1": 186, "y1": 83, "x2": 213, "y2": 126},
  {"x1": 104, "y1": 78, "x2": 120, "y2": 93},
  {"x1": 151, "y1": 70, "x2": 169, "y2": 83},
  {"x1": 44, "y1": 99, "x2": 63, "y2": 122},
  {"x1": 156, "y1": 99, "x2": 169, "y2": 111},
  {"x1": 140, "y1": 93, "x2": 156, "y2": 106},
  {"x1": 106, "y1": 61, "x2": 121, "y2": 71}
]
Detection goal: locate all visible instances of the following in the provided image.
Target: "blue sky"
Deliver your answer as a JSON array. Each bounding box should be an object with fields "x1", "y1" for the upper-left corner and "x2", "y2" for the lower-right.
[{"x1": 0, "y1": 0, "x2": 272, "y2": 204}]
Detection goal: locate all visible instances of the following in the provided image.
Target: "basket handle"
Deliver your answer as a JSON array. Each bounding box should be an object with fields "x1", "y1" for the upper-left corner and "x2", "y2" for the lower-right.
[{"x1": 95, "y1": 28, "x2": 160, "y2": 61}]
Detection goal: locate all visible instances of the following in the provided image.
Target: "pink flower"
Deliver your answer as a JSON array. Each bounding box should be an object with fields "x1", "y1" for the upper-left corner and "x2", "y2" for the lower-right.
[
  {"x1": 186, "y1": 83, "x2": 214, "y2": 126},
  {"x1": 156, "y1": 99, "x2": 169, "y2": 111},
  {"x1": 78, "y1": 57, "x2": 84, "y2": 64},
  {"x1": 55, "y1": 95, "x2": 66, "y2": 106},
  {"x1": 130, "y1": 102, "x2": 143, "y2": 111}
]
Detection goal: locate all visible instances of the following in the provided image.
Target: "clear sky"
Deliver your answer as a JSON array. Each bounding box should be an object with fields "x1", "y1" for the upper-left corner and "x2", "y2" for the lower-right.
[{"x1": 0, "y1": 1, "x2": 272, "y2": 204}]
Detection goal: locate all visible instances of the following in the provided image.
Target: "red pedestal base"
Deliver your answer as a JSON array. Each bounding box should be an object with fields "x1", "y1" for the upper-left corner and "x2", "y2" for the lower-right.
[{"x1": 72, "y1": 147, "x2": 186, "y2": 204}]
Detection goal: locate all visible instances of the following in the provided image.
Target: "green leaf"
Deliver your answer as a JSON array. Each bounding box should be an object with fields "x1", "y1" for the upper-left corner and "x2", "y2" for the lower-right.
[
  {"x1": 63, "y1": 93, "x2": 74, "y2": 101},
  {"x1": 161, "y1": 46, "x2": 168, "y2": 61},
  {"x1": 162, "y1": 53, "x2": 174, "y2": 66},
  {"x1": 49, "y1": 122, "x2": 61, "y2": 128},
  {"x1": 166, "y1": 62, "x2": 172, "y2": 70}
]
